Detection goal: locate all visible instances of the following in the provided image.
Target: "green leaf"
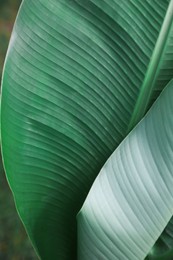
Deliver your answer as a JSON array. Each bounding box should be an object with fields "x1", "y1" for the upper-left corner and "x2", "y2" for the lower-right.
[
  {"x1": 128, "y1": 0, "x2": 173, "y2": 130},
  {"x1": 1, "y1": 0, "x2": 173, "y2": 259},
  {"x1": 78, "y1": 80, "x2": 173, "y2": 260},
  {"x1": 146, "y1": 218, "x2": 173, "y2": 260}
]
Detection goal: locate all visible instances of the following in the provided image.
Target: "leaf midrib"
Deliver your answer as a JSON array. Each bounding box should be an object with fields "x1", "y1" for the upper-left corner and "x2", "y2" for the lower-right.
[{"x1": 128, "y1": 0, "x2": 173, "y2": 132}]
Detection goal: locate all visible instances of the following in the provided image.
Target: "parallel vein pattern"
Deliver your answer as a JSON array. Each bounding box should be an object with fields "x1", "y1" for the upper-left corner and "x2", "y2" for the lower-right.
[
  {"x1": 128, "y1": 0, "x2": 173, "y2": 130},
  {"x1": 78, "y1": 80, "x2": 173, "y2": 260},
  {"x1": 150, "y1": 19, "x2": 173, "y2": 107},
  {"x1": 1, "y1": 0, "x2": 170, "y2": 259}
]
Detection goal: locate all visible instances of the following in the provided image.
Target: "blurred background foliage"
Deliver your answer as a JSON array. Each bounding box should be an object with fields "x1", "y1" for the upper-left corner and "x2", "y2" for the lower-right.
[{"x1": 0, "y1": 0, "x2": 37, "y2": 259}]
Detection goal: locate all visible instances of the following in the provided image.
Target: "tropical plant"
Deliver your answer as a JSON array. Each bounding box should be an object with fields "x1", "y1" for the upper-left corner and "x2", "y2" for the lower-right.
[{"x1": 1, "y1": 0, "x2": 173, "y2": 259}]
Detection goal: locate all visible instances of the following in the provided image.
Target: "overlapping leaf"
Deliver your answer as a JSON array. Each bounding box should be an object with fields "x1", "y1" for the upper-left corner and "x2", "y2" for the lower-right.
[
  {"x1": 1, "y1": 0, "x2": 173, "y2": 259},
  {"x1": 78, "y1": 80, "x2": 173, "y2": 260}
]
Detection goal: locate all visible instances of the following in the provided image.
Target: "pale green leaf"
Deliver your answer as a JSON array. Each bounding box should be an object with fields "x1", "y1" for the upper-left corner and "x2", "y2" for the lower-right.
[{"x1": 78, "y1": 80, "x2": 173, "y2": 260}]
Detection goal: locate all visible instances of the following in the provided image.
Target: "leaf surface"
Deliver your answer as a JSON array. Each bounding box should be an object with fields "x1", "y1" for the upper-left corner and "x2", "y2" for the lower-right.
[
  {"x1": 1, "y1": 0, "x2": 173, "y2": 258},
  {"x1": 78, "y1": 80, "x2": 173, "y2": 260}
]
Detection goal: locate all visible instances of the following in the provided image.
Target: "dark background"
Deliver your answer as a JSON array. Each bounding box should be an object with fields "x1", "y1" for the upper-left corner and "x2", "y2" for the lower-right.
[{"x1": 0, "y1": 1, "x2": 37, "y2": 259}]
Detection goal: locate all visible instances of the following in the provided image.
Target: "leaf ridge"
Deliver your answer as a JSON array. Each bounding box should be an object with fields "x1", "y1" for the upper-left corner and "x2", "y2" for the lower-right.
[{"x1": 128, "y1": 0, "x2": 173, "y2": 131}]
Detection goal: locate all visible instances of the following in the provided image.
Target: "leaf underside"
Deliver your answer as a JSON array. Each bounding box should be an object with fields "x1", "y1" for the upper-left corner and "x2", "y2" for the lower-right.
[{"x1": 78, "y1": 80, "x2": 173, "y2": 260}]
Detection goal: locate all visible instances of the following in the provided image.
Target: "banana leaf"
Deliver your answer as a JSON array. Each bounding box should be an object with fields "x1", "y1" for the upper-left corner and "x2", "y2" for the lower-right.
[{"x1": 1, "y1": 0, "x2": 173, "y2": 259}]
